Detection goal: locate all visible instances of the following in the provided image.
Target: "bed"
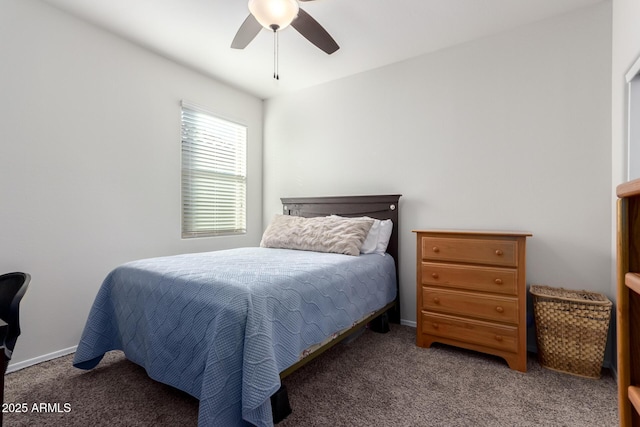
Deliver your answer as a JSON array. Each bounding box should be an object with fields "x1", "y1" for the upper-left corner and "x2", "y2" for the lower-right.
[{"x1": 73, "y1": 194, "x2": 401, "y2": 427}]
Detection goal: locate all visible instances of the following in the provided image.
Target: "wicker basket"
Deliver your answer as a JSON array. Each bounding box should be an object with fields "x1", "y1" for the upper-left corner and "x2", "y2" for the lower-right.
[{"x1": 530, "y1": 285, "x2": 612, "y2": 379}]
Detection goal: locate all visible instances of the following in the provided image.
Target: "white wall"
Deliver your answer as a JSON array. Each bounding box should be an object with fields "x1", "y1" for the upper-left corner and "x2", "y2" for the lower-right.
[
  {"x1": 0, "y1": 0, "x2": 263, "y2": 367},
  {"x1": 263, "y1": 3, "x2": 612, "y2": 343}
]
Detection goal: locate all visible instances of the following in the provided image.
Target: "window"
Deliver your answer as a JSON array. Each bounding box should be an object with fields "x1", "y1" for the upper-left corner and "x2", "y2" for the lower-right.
[{"x1": 181, "y1": 101, "x2": 247, "y2": 238}]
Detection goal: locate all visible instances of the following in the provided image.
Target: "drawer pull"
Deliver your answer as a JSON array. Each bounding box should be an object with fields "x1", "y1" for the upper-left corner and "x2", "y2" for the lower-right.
[
  {"x1": 495, "y1": 249, "x2": 503, "y2": 256},
  {"x1": 495, "y1": 335, "x2": 503, "y2": 342},
  {"x1": 432, "y1": 323, "x2": 439, "y2": 329},
  {"x1": 431, "y1": 273, "x2": 439, "y2": 279},
  {"x1": 495, "y1": 306, "x2": 504, "y2": 313},
  {"x1": 433, "y1": 297, "x2": 441, "y2": 304},
  {"x1": 494, "y1": 278, "x2": 503, "y2": 285},
  {"x1": 432, "y1": 246, "x2": 440, "y2": 253}
]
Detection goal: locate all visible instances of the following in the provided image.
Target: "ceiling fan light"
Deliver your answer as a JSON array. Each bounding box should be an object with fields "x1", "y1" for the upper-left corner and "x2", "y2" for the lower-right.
[{"x1": 248, "y1": 0, "x2": 299, "y2": 31}]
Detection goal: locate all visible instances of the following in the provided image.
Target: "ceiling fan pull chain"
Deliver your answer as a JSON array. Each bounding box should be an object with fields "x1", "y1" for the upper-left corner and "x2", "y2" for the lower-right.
[{"x1": 272, "y1": 27, "x2": 279, "y2": 80}]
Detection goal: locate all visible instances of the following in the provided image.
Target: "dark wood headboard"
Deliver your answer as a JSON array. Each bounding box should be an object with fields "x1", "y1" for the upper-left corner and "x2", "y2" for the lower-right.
[{"x1": 280, "y1": 194, "x2": 401, "y2": 323}]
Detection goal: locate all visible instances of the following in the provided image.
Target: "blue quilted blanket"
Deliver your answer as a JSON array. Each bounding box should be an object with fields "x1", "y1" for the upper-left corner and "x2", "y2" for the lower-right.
[{"x1": 73, "y1": 247, "x2": 396, "y2": 426}]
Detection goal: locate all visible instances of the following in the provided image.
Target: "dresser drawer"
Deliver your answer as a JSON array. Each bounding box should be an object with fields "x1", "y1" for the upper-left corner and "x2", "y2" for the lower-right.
[
  {"x1": 422, "y1": 287, "x2": 518, "y2": 323},
  {"x1": 422, "y1": 312, "x2": 518, "y2": 353},
  {"x1": 421, "y1": 236, "x2": 517, "y2": 267},
  {"x1": 420, "y1": 262, "x2": 518, "y2": 295}
]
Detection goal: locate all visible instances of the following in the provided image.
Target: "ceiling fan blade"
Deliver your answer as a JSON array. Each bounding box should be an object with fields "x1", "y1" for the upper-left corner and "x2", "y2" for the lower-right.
[
  {"x1": 231, "y1": 14, "x2": 262, "y2": 49},
  {"x1": 291, "y1": 8, "x2": 339, "y2": 55}
]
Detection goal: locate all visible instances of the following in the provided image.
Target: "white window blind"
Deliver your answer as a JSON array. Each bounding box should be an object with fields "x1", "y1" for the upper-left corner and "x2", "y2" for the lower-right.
[{"x1": 181, "y1": 102, "x2": 247, "y2": 238}]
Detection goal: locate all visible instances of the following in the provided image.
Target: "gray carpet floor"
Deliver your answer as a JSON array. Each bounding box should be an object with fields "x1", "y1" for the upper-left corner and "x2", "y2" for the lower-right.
[{"x1": 4, "y1": 325, "x2": 618, "y2": 426}]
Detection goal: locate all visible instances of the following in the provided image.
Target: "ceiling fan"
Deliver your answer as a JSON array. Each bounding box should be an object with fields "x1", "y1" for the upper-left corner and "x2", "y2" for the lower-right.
[{"x1": 231, "y1": 0, "x2": 339, "y2": 55}]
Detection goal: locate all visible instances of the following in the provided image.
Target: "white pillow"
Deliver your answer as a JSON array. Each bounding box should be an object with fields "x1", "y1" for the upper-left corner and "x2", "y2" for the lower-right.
[{"x1": 330, "y1": 215, "x2": 393, "y2": 255}]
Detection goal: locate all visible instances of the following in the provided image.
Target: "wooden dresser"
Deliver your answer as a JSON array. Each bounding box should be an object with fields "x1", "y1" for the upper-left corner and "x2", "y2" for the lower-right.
[
  {"x1": 413, "y1": 230, "x2": 531, "y2": 372},
  {"x1": 617, "y1": 178, "x2": 640, "y2": 426}
]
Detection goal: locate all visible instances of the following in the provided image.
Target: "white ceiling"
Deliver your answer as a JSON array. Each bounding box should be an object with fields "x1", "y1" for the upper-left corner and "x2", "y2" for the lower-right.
[{"x1": 41, "y1": 0, "x2": 605, "y2": 99}]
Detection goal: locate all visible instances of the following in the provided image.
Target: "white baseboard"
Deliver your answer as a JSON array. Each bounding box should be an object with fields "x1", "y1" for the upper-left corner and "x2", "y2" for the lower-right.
[
  {"x1": 400, "y1": 319, "x2": 416, "y2": 328},
  {"x1": 7, "y1": 346, "x2": 77, "y2": 374}
]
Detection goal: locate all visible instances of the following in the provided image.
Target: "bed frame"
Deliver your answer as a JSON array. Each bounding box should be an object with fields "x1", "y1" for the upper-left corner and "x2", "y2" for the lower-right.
[{"x1": 271, "y1": 194, "x2": 402, "y2": 423}]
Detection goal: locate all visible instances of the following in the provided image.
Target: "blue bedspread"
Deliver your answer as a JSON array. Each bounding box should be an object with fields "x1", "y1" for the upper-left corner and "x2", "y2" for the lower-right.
[{"x1": 73, "y1": 247, "x2": 396, "y2": 426}]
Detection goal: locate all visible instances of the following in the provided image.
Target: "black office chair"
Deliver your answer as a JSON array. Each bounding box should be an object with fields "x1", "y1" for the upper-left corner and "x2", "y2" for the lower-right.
[{"x1": 0, "y1": 272, "x2": 30, "y2": 373}]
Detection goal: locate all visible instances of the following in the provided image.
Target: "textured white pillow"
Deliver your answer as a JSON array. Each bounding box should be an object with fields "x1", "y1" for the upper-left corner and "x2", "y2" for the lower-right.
[
  {"x1": 330, "y1": 215, "x2": 393, "y2": 255},
  {"x1": 260, "y1": 215, "x2": 373, "y2": 256}
]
